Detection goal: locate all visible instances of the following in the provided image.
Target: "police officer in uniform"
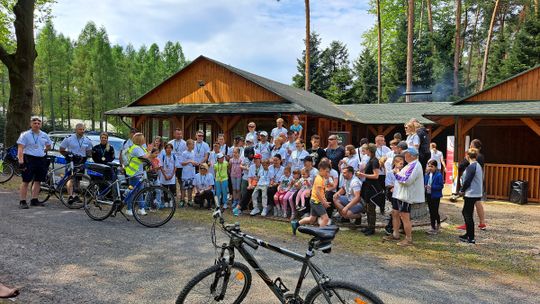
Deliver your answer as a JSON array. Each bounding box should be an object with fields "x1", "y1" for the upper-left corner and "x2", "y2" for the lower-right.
[
  {"x1": 17, "y1": 116, "x2": 52, "y2": 209},
  {"x1": 59, "y1": 123, "x2": 93, "y2": 205}
]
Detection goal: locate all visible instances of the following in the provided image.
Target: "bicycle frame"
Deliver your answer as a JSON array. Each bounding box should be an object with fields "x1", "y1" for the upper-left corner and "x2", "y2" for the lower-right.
[
  {"x1": 93, "y1": 170, "x2": 147, "y2": 208},
  {"x1": 219, "y1": 226, "x2": 331, "y2": 303}
]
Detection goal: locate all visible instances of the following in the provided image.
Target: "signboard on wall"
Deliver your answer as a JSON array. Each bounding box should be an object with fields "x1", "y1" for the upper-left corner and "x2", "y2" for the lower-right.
[{"x1": 328, "y1": 131, "x2": 350, "y2": 146}]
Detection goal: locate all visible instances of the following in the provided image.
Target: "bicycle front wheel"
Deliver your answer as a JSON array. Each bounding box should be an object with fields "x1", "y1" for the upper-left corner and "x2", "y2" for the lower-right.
[
  {"x1": 132, "y1": 185, "x2": 176, "y2": 227},
  {"x1": 31, "y1": 179, "x2": 51, "y2": 204},
  {"x1": 0, "y1": 160, "x2": 14, "y2": 183},
  {"x1": 176, "y1": 262, "x2": 252, "y2": 304},
  {"x1": 59, "y1": 173, "x2": 92, "y2": 209},
  {"x1": 83, "y1": 180, "x2": 115, "y2": 221},
  {"x1": 305, "y1": 281, "x2": 384, "y2": 304}
]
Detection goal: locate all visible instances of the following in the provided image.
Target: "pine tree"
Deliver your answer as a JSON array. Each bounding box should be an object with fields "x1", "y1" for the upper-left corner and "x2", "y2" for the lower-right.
[
  {"x1": 162, "y1": 41, "x2": 187, "y2": 78},
  {"x1": 351, "y1": 48, "x2": 377, "y2": 104},
  {"x1": 502, "y1": 14, "x2": 540, "y2": 78},
  {"x1": 292, "y1": 32, "x2": 325, "y2": 96}
]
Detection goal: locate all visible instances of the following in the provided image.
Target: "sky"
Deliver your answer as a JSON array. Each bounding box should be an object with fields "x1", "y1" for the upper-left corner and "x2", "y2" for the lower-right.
[{"x1": 50, "y1": 0, "x2": 375, "y2": 84}]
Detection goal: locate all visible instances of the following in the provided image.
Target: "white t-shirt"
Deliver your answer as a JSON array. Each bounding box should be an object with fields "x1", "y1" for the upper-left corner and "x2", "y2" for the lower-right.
[
  {"x1": 270, "y1": 127, "x2": 288, "y2": 142},
  {"x1": 308, "y1": 167, "x2": 319, "y2": 181},
  {"x1": 257, "y1": 168, "x2": 271, "y2": 186},
  {"x1": 248, "y1": 163, "x2": 262, "y2": 179},
  {"x1": 406, "y1": 134, "x2": 420, "y2": 148},
  {"x1": 430, "y1": 149, "x2": 444, "y2": 170},
  {"x1": 341, "y1": 156, "x2": 360, "y2": 172},
  {"x1": 194, "y1": 173, "x2": 214, "y2": 191},
  {"x1": 256, "y1": 142, "x2": 272, "y2": 160},
  {"x1": 375, "y1": 145, "x2": 391, "y2": 159},
  {"x1": 169, "y1": 139, "x2": 187, "y2": 167},
  {"x1": 208, "y1": 151, "x2": 220, "y2": 175},
  {"x1": 159, "y1": 153, "x2": 176, "y2": 185},
  {"x1": 326, "y1": 169, "x2": 339, "y2": 191},
  {"x1": 290, "y1": 149, "x2": 309, "y2": 171},
  {"x1": 181, "y1": 150, "x2": 196, "y2": 179},
  {"x1": 269, "y1": 165, "x2": 284, "y2": 184},
  {"x1": 17, "y1": 130, "x2": 52, "y2": 157},
  {"x1": 241, "y1": 158, "x2": 252, "y2": 181},
  {"x1": 193, "y1": 141, "x2": 210, "y2": 163},
  {"x1": 246, "y1": 131, "x2": 258, "y2": 145},
  {"x1": 339, "y1": 176, "x2": 363, "y2": 201},
  {"x1": 60, "y1": 134, "x2": 93, "y2": 157}
]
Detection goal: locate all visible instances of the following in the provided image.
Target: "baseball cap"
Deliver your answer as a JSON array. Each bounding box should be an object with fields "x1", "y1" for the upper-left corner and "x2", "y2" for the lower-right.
[
  {"x1": 404, "y1": 147, "x2": 419, "y2": 156},
  {"x1": 260, "y1": 131, "x2": 268, "y2": 137},
  {"x1": 253, "y1": 153, "x2": 262, "y2": 159},
  {"x1": 397, "y1": 141, "x2": 408, "y2": 150},
  {"x1": 217, "y1": 153, "x2": 224, "y2": 159}
]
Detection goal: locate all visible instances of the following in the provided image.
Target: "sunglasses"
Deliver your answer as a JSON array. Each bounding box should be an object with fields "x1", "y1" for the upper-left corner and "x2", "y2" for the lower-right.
[
  {"x1": 197, "y1": 134, "x2": 204, "y2": 137},
  {"x1": 248, "y1": 125, "x2": 255, "y2": 128},
  {"x1": 328, "y1": 138, "x2": 337, "y2": 141},
  {"x1": 31, "y1": 118, "x2": 41, "y2": 122}
]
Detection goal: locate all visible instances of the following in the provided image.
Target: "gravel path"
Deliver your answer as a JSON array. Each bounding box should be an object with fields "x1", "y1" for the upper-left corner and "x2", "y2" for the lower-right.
[{"x1": 0, "y1": 189, "x2": 538, "y2": 304}]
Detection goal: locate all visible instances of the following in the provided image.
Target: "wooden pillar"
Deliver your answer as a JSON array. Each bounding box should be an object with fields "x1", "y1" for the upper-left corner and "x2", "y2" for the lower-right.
[{"x1": 454, "y1": 117, "x2": 464, "y2": 162}]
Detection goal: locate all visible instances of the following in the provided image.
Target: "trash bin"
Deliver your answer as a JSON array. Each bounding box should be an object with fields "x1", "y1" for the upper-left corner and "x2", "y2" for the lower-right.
[{"x1": 509, "y1": 180, "x2": 528, "y2": 205}]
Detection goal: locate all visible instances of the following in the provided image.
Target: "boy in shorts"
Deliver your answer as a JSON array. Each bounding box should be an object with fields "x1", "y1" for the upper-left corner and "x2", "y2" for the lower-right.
[{"x1": 291, "y1": 162, "x2": 331, "y2": 235}]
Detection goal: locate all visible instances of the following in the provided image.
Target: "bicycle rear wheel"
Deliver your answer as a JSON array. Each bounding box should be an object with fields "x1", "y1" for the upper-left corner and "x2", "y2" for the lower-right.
[
  {"x1": 0, "y1": 160, "x2": 14, "y2": 183},
  {"x1": 132, "y1": 185, "x2": 176, "y2": 227},
  {"x1": 31, "y1": 174, "x2": 52, "y2": 204},
  {"x1": 304, "y1": 281, "x2": 384, "y2": 304},
  {"x1": 59, "y1": 173, "x2": 92, "y2": 209},
  {"x1": 83, "y1": 180, "x2": 116, "y2": 221},
  {"x1": 176, "y1": 262, "x2": 252, "y2": 304}
]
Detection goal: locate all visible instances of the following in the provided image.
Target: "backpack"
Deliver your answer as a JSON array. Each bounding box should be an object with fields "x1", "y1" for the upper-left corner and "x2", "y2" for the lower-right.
[
  {"x1": 417, "y1": 127, "x2": 430, "y2": 155},
  {"x1": 161, "y1": 153, "x2": 176, "y2": 167}
]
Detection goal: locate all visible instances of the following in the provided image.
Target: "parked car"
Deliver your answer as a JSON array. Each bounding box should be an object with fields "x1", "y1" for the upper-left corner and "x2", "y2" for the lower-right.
[{"x1": 48, "y1": 131, "x2": 125, "y2": 165}]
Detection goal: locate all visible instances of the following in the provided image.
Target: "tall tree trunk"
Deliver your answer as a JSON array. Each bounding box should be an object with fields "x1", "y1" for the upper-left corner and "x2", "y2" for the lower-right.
[
  {"x1": 419, "y1": 0, "x2": 425, "y2": 41},
  {"x1": 536, "y1": 0, "x2": 539, "y2": 17},
  {"x1": 480, "y1": 0, "x2": 501, "y2": 91},
  {"x1": 465, "y1": 5, "x2": 481, "y2": 89},
  {"x1": 406, "y1": 0, "x2": 414, "y2": 102},
  {"x1": 67, "y1": 77, "x2": 71, "y2": 128},
  {"x1": 1, "y1": 70, "x2": 5, "y2": 115},
  {"x1": 460, "y1": 5, "x2": 468, "y2": 63},
  {"x1": 376, "y1": 0, "x2": 382, "y2": 104},
  {"x1": 453, "y1": 0, "x2": 462, "y2": 96},
  {"x1": 426, "y1": 0, "x2": 434, "y2": 33},
  {"x1": 48, "y1": 67, "x2": 55, "y2": 130},
  {"x1": 0, "y1": 0, "x2": 37, "y2": 146},
  {"x1": 304, "y1": 0, "x2": 310, "y2": 91}
]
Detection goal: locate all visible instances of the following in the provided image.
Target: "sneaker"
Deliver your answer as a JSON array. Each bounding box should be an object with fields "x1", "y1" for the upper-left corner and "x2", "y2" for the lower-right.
[
  {"x1": 478, "y1": 224, "x2": 487, "y2": 230},
  {"x1": 137, "y1": 209, "x2": 147, "y2": 216},
  {"x1": 459, "y1": 235, "x2": 475, "y2": 244},
  {"x1": 223, "y1": 204, "x2": 228, "y2": 210},
  {"x1": 363, "y1": 229, "x2": 375, "y2": 236},
  {"x1": 282, "y1": 211, "x2": 288, "y2": 219},
  {"x1": 261, "y1": 207, "x2": 269, "y2": 217},
  {"x1": 384, "y1": 226, "x2": 393, "y2": 236},
  {"x1": 297, "y1": 206, "x2": 307, "y2": 213},
  {"x1": 291, "y1": 220, "x2": 299, "y2": 235},
  {"x1": 273, "y1": 207, "x2": 279, "y2": 217},
  {"x1": 126, "y1": 209, "x2": 133, "y2": 216},
  {"x1": 456, "y1": 224, "x2": 466, "y2": 230},
  {"x1": 426, "y1": 229, "x2": 438, "y2": 235},
  {"x1": 30, "y1": 198, "x2": 44, "y2": 207},
  {"x1": 353, "y1": 218, "x2": 362, "y2": 226},
  {"x1": 67, "y1": 195, "x2": 74, "y2": 205},
  {"x1": 19, "y1": 200, "x2": 29, "y2": 209},
  {"x1": 232, "y1": 208, "x2": 241, "y2": 216},
  {"x1": 250, "y1": 208, "x2": 261, "y2": 216}
]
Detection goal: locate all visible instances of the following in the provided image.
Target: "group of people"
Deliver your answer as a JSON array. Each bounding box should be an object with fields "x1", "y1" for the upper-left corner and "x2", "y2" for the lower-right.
[{"x1": 15, "y1": 115, "x2": 486, "y2": 246}]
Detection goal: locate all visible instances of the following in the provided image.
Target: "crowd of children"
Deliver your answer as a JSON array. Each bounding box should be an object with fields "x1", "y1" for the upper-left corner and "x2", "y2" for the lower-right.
[{"x1": 123, "y1": 116, "x2": 484, "y2": 246}]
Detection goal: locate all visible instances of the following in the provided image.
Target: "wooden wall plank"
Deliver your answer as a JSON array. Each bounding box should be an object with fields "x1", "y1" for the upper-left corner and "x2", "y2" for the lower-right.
[
  {"x1": 134, "y1": 58, "x2": 284, "y2": 106},
  {"x1": 485, "y1": 163, "x2": 540, "y2": 203}
]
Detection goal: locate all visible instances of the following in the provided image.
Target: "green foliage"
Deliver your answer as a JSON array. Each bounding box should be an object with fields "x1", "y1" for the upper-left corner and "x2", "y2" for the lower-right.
[
  {"x1": 501, "y1": 13, "x2": 540, "y2": 79},
  {"x1": 292, "y1": 32, "x2": 326, "y2": 96},
  {"x1": 31, "y1": 20, "x2": 189, "y2": 132},
  {"x1": 351, "y1": 48, "x2": 377, "y2": 104}
]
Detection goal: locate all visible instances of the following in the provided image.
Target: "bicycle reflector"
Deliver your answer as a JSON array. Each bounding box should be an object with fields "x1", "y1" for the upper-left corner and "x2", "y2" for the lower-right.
[
  {"x1": 355, "y1": 298, "x2": 367, "y2": 304},
  {"x1": 235, "y1": 272, "x2": 244, "y2": 281}
]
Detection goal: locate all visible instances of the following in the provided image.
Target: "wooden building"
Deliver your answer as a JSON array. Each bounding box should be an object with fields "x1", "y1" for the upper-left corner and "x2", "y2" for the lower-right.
[
  {"x1": 106, "y1": 55, "x2": 354, "y2": 146},
  {"x1": 425, "y1": 66, "x2": 540, "y2": 202}
]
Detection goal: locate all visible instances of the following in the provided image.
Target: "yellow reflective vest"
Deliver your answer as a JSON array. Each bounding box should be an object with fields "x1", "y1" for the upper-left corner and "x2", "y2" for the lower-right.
[{"x1": 125, "y1": 144, "x2": 147, "y2": 177}]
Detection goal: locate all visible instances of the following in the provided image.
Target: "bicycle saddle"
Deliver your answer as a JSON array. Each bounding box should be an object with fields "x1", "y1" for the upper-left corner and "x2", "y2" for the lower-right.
[{"x1": 298, "y1": 225, "x2": 339, "y2": 241}]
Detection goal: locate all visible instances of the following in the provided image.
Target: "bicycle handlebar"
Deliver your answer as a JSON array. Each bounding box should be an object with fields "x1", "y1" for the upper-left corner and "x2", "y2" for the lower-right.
[{"x1": 213, "y1": 208, "x2": 259, "y2": 250}]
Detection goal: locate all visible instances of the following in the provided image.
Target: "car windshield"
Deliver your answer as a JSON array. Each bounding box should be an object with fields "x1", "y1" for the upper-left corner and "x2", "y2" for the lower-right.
[{"x1": 89, "y1": 137, "x2": 124, "y2": 159}]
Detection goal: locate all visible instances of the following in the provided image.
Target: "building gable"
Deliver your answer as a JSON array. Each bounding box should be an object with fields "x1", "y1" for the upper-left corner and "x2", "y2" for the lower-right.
[
  {"x1": 460, "y1": 65, "x2": 540, "y2": 103},
  {"x1": 132, "y1": 57, "x2": 284, "y2": 106}
]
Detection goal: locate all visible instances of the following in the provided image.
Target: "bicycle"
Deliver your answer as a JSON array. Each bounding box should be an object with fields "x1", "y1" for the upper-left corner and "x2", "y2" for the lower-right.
[
  {"x1": 82, "y1": 158, "x2": 176, "y2": 228},
  {"x1": 32, "y1": 154, "x2": 92, "y2": 209},
  {"x1": 176, "y1": 209, "x2": 384, "y2": 304},
  {"x1": 0, "y1": 143, "x2": 18, "y2": 183}
]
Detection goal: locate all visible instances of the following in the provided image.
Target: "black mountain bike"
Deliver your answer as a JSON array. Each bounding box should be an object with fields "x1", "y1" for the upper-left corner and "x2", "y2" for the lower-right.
[{"x1": 176, "y1": 209, "x2": 384, "y2": 304}]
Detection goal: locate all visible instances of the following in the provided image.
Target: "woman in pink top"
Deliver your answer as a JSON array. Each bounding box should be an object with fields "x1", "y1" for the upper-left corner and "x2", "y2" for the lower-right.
[{"x1": 229, "y1": 147, "x2": 243, "y2": 209}]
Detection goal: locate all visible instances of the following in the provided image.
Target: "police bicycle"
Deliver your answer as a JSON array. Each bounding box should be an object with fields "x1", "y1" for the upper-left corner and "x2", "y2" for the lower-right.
[
  {"x1": 176, "y1": 208, "x2": 384, "y2": 304},
  {"x1": 32, "y1": 154, "x2": 92, "y2": 209},
  {"x1": 0, "y1": 144, "x2": 20, "y2": 183},
  {"x1": 82, "y1": 158, "x2": 176, "y2": 228}
]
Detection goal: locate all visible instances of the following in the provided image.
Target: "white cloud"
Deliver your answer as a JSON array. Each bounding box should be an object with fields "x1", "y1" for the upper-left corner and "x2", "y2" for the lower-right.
[{"x1": 50, "y1": 0, "x2": 374, "y2": 84}]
